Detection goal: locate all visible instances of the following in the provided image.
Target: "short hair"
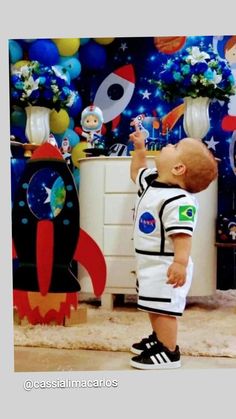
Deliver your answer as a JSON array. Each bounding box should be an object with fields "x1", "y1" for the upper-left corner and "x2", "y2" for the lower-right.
[
  {"x1": 224, "y1": 36, "x2": 236, "y2": 53},
  {"x1": 180, "y1": 138, "x2": 218, "y2": 193}
]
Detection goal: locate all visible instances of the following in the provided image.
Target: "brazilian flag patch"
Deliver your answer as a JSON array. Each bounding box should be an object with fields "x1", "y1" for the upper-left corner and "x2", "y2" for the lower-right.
[{"x1": 179, "y1": 205, "x2": 196, "y2": 221}]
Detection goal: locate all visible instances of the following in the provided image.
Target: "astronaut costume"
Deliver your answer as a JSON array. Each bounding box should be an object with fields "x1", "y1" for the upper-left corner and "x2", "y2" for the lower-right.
[{"x1": 133, "y1": 167, "x2": 198, "y2": 316}]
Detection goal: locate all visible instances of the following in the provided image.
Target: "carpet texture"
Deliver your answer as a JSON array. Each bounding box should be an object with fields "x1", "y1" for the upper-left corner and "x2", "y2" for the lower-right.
[{"x1": 14, "y1": 290, "x2": 236, "y2": 357}]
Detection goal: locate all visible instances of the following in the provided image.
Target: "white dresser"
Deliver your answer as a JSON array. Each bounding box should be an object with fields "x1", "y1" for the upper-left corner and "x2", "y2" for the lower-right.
[{"x1": 78, "y1": 156, "x2": 217, "y2": 309}]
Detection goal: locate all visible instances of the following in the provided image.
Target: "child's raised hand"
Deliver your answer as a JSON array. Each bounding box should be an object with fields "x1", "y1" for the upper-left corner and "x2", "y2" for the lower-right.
[{"x1": 129, "y1": 126, "x2": 146, "y2": 150}]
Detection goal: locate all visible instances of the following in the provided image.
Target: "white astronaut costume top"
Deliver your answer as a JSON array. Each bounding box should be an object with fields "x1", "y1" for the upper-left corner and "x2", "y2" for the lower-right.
[{"x1": 133, "y1": 167, "x2": 199, "y2": 316}]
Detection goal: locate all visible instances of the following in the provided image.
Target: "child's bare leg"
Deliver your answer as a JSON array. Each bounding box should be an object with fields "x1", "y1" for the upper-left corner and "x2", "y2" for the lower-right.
[{"x1": 149, "y1": 312, "x2": 177, "y2": 351}]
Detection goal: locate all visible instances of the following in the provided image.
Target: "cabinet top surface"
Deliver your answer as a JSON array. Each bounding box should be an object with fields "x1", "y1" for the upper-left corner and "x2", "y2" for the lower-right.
[{"x1": 78, "y1": 156, "x2": 156, "y2": 162}]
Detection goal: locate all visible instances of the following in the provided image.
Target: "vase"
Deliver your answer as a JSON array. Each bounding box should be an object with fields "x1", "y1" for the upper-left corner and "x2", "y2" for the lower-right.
[
  {"x1": 183, "y1": 96, "x2": 211, "y2": 139},
  {"x1": 25, "y1": 106, "x2": 51, "y2": 145}
]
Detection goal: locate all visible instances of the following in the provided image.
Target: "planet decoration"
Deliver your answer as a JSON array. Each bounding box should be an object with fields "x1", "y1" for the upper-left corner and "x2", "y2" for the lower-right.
[
  {"x1": 154, "y1": 36, "x2": 186, "y2": 54},
  {"x1": 50, "y1": 109, "x2": 70, "y2": 134},
  {"x1": 53, "y1": 38, "x2": 80, "y2": 56},
  {"x1": 50, "y1": 176, "x2": 66, "y2": 217}
]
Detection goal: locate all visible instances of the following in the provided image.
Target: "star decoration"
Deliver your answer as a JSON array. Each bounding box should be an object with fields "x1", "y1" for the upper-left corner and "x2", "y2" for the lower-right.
[
  {"x1": 142, "y1": 89, "x2": 151, "y2": 100},
  {"x1": 120, "y1": 42, "x2": 128, "y2": 52},
  {"x1": 205, "y1": 136, "x2": 219, "y2": 150}
]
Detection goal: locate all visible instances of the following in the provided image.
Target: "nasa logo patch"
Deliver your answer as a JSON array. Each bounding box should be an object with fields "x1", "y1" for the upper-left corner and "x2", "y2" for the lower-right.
[{"x1": 139, "y1": 212, "x2": 156, "y2": 234}]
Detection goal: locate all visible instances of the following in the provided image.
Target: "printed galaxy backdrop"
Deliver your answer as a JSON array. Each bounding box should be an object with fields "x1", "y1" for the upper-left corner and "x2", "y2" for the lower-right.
[{"x1": 9, "y1": 35, "x2": 236, "y2": 289}]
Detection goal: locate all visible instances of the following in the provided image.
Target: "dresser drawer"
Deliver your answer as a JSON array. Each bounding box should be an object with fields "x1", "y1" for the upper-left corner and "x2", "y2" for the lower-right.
[
  {"x1": 103, "y1": 225, "x2": 135, "y2": 255},
  {"x1": 104, "y1": 194, "x2": 135, "y2": 225},
  {"x1": 105, "y1": 161, "x2": 137, "y2": 193},
  {"x1": 105, "y1": 257, "x2": 137, "y2": 288}
]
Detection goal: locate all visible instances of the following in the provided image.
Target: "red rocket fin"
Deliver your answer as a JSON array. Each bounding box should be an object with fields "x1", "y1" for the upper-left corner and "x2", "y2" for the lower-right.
[
  {"x1": 111, "y1": 114, "x2": 121, "y2": 130},
  {"x1": 73, "y1": 229, "x2": 106, "y2": 297},
  {"x1": 36, "y1": 220, "x2": 54, "y2": 296},
  {"x1": 12, "y1": 240, "x2": 17, "y2": 259}
]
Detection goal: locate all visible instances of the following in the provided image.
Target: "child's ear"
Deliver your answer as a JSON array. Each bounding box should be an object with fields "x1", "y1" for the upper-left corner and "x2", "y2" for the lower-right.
[{"x1": 171, "y1": 163, "x2": 186, "y2": 176}]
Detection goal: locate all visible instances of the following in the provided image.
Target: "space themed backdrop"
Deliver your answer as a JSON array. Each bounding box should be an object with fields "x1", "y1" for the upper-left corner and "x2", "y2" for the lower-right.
[{"x1": 9, "y1": 35, "x2": 236, "y2": 290}]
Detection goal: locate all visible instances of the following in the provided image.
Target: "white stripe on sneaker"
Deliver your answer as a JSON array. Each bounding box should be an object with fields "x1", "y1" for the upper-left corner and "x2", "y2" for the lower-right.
[
  {"x1": 161, "y1": 352, "x2": 171, "y2": 363},
  {"x1": 155, "y1": 353, "x2": 166, "y2": 364}
]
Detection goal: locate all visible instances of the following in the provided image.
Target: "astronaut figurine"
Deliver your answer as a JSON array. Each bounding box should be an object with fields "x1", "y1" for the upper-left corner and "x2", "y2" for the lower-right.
[{"x1": 80, "y1": 105, "x2": 104, "y2": 148}]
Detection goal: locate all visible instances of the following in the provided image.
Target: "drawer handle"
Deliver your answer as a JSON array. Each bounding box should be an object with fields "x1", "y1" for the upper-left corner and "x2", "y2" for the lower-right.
[{"x1": 130, "y1": 270, "x2": 136, "y2": 275}]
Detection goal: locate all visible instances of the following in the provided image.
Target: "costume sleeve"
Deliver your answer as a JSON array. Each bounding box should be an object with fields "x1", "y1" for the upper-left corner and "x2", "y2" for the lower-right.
[
  {"x1": 162, "y1": 195, "x2": 198, "y2": 237},
  {"x1": 135, "y1": 167, "x2": 158, "y2": 195}
]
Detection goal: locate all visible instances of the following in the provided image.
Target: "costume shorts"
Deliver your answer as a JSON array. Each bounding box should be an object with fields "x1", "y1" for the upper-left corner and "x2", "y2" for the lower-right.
[{"x1": 135, "y1": 254, "x2": 193, "y2": 316}]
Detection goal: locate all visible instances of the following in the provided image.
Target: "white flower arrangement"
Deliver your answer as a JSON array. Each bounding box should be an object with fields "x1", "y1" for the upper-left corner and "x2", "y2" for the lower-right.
[
  {"x1": 151, "y1": 45, "x2": 236, "y2": 102},
  {"x1": 10, "y1": 60, "x2": 78, "y2": 111}
]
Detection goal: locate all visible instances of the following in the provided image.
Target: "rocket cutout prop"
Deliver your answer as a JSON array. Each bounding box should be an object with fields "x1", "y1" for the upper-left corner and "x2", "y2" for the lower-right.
[{"x1": 12, "y1": 142, "x2": 107, "y2": 324}]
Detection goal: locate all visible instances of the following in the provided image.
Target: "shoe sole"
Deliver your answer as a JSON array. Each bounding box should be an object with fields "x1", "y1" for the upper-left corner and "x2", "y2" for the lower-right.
[
  {"x1": 130, "y1": 359, "x2": 181, "y2": 370},
  {"x1": 130, "y1": 347, "x2": 143, "y2": 355}
]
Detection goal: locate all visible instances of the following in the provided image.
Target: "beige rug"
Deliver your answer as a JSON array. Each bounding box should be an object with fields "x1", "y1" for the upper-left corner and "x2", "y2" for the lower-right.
[{"x1": 14, "y1": 290, "x2": 236, "y2": 358}]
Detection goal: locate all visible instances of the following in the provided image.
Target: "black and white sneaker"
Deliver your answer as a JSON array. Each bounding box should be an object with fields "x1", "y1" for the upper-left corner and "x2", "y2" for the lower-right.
[
  {"x1": 130, "y1": 341, "x2": 181, "y2": 369},
  {"x1": 131, "y1": 332, "x2": 158, "y2": 355}
]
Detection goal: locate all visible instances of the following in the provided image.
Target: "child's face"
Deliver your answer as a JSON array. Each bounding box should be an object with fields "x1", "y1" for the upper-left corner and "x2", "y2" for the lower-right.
[
  {"x1": 155, "y1": 141, "x2": 184, "y2": 172},
  {"x1": 83, "y1": 114, "x2": 99, "y2": 130},
  {"x1": 155, "y1": 138, "x2": 198, "y2": 174}
]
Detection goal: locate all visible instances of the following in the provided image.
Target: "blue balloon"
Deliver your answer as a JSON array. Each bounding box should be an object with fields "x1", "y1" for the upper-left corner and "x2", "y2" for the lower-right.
[
  {"x1": 80, "y1": 38, "x2": 90, "y2": 45},
  {"x1": 9, "y1": 40, "x2": 23, "y2": 64},
  {"x1": 59, "y1": 56, "x2": 82, "y2": 80},
  {"x1": 54, "y1": 132, "x2": 65, "y2": 144},
  {"x1": 69, "y1": 118, "x2": 75, "y2": 129},
  {"x1": 68, "y1": 93, "x2": 82, "y2": 117},
  {"x1": 54, "y1": 128, "x2": 80, "y2": 148},
  {"x1": 73, "y1": 167, "x2": 80, "y2": 191},
  {"x1": 79, "y1": 41, "x2": 107, "y2": 70},
  {"x1": 11, "y1": 109, "x2": 26, "y2": 128},
  {"x1": 64, "y1": 128, "x2": 80, "y2": 148},
  {"x1": 28, "y1": 39, "x2": 59, "y2": 65}
]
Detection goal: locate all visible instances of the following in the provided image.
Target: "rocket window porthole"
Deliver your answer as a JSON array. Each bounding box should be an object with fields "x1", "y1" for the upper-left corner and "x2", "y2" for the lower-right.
[
  {"x1": 27, "y1": 168, "x2": 66, "y2": 220},
  {"x1": 107, "y1": 83, "x2": 124, "y2": 101}
]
